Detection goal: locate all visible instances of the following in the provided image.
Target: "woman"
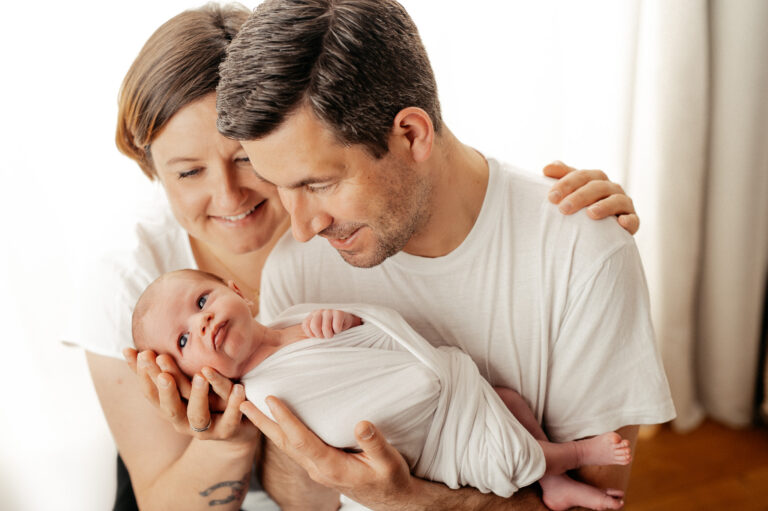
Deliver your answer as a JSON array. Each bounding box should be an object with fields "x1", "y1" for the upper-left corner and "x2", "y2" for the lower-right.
[{"x1": 80, "y1": 4, "x2": 640, "y2": 510}]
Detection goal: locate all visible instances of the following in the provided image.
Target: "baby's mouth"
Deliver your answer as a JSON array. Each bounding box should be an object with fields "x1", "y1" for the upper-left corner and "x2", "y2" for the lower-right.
[{"x1": 212, "y1": 320, "x2": 229, "y2": 350}]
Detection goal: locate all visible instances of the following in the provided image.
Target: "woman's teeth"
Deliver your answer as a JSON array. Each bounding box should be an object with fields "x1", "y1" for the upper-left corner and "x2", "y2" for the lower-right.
[{"x1": 222, "y1": 203, "x2": 259, "y2": 221}]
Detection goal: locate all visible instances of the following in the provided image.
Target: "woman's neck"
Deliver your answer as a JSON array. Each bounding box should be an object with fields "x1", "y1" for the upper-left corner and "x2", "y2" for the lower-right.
[{"x1": 189, "y1": 218, "x2": 290, "y2": 315}]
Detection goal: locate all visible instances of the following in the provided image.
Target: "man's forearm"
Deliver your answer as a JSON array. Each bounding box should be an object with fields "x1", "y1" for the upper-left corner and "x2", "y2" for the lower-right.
[{"x1": 392, "y1": 478, "x2": 548, "y2": 511}]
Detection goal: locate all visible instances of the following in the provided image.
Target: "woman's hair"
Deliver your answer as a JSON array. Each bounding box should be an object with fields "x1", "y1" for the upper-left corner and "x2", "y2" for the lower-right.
[{"x1": 116, "y1": 3, "x2": 250, "y2": 179}]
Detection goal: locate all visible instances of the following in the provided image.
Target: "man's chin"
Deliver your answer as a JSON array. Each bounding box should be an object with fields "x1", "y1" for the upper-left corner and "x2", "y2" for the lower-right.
[{"x1": 336, "y1": 247, "x2": 388, "y2": 269}]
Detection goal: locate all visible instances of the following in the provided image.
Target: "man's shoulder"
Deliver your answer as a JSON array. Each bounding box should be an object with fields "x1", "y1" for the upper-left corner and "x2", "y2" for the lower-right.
[{"x1": 487, "y1": 158, "x2": 636, "y2": 276}]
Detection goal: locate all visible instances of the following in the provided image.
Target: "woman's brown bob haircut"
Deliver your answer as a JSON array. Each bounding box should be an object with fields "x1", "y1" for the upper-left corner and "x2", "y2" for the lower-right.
[
  {"x1": 116, "y1": 3, "x2": 250, "y2": 179},
  {"x1": 216, "y1": 0, "x2": 443, "y2": 159}
]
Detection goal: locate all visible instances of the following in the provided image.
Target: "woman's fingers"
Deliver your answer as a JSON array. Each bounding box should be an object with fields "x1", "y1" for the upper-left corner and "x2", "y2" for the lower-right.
[
  {"x1": 156, "y1": 354, "x2": 193, "y2": 399},
  {"x1": 542, "y1": 160, "x2": 575, "y2": 180},
  {"x1": 618, "y1": 214, "x2": 640, "y2": 235},
  {"x1": 186, "y1": 374, "x2": 212, "y2": 433},
  {"x1": 548, "y1": 170, "x2": 613, "y2": 209},
  {"x1": 156, "y1": 372, "x2": 188, "y2": 430},
  {"x1": 216, "y1": 383, "x2": 246, "y2": 438},
  {"x1": 202, "y1": 367, "x2": 233, "y2": 412},
  {"x1": 123, "y1": 348, "x2": 139, "y2": 373},
  {"x1": 135, "y1": 350, "x2": 162, "y2": 406}
]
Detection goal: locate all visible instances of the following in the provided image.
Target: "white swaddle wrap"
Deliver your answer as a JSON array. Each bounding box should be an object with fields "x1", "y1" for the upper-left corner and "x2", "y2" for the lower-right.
[{"x1": 244, "y1": 303, "x2": 545, "y2": 497}]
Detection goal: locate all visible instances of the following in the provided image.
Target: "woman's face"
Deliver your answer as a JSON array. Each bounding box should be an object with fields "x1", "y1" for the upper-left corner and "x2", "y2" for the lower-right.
[{"x1": 150, "y1": 94, "x2": 286, "y2": 254}]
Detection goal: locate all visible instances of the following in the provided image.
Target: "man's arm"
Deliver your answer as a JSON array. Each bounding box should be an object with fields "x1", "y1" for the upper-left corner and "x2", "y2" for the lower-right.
[{"x1": 241, "y1": 397, "x2": 552, "y2": 510}]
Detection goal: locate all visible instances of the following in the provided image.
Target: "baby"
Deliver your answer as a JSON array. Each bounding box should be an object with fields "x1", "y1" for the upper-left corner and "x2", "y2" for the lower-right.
[{"x1": 132, "y1": 269, "x2": 631, "y2": 510}]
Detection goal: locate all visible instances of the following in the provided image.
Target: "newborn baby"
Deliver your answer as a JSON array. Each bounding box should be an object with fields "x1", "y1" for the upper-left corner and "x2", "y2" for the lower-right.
[{"x1": 132, "y1": 269, "x2": 631, "y2": 510}]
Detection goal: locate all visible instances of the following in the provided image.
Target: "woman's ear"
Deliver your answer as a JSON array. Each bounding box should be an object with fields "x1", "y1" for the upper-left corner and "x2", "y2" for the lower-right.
[
  {"x1": 227, "y1": 280, "x2": 244, "y2": 298},
  {"x1": 390, "y1": 107, "x2": 434, "y2": 163}
]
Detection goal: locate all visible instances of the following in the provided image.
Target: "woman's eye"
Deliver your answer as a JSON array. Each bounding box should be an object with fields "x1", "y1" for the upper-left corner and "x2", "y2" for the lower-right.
[
  {"x1": 197, "y1": 294, "x2": 208, "y2": 309},
  {"x1": 179, "y1": 333, "x2": 189, "y2": 349},
  {"x1": 235, "y1": 157, "x2": 251, "y2": 165},
  {"x1": 178, "y1": 168, "x2": 201, "y2": 179}
]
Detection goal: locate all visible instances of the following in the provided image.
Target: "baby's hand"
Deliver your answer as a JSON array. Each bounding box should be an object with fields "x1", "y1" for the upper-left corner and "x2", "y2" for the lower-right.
[{"x1": 302, "y1": 309, "x2": 363, "y2": 339}]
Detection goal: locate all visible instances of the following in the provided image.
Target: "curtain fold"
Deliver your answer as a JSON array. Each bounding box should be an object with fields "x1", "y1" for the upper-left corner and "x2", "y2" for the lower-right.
[{"x1": 628, "y1": 0, "x2": 768, "y2": 431}]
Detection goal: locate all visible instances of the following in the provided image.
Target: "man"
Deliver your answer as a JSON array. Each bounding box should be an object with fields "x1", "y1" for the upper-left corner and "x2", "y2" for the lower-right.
[{"x1": 216, "y1": 1, "x2": 674, "y2": 509}]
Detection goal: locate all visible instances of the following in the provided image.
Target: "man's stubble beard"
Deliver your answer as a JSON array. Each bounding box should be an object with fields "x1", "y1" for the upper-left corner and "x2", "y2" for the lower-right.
[{"x1": 340, "y1": 161, "x2": 433, "y2": 269}]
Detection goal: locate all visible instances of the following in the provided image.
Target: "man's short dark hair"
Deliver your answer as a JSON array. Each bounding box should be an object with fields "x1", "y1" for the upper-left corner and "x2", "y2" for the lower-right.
[{"x1": 216, "y1": 0, "x2": 442, "y2": 158}]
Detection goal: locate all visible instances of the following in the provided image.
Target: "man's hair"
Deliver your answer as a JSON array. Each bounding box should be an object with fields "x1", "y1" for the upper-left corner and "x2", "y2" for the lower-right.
[
  {"x1": 116, "y1": 3, "x2": 249, "y2": 179},
  {"x1": 131, "y1": 269, "x2": 226, "y2": 352},
  {"x1": 216, "y1": 0, "x2": 442, "y2": 158}
]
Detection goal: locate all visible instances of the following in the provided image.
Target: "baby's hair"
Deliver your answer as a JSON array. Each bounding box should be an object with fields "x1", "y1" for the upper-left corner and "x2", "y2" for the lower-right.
[{"x1": 131, "y1": 269, "x2": 226, "y2": 352}]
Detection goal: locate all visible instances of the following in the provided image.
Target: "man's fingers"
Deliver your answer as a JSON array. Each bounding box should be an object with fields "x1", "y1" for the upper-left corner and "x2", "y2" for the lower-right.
[
  {"x1": 265, "y1": 396, "x2": 334, "y2": 463},
  {"x1": 354, "y1": 421, "x2": 407, "y2": 480},
  {"x1": 241, "y1": 400, "x2": 284, "y2": 444}
]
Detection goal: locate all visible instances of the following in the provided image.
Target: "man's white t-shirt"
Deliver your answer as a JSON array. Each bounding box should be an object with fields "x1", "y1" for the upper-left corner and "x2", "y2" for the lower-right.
[{"x1": 260, "y1": 158, "x2": 675, "y2": 442}]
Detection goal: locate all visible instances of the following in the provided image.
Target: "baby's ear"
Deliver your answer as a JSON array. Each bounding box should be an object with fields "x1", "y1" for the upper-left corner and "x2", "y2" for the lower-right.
[{"x1": 227, "y1": 280, "x2": 244, "y2": 297}]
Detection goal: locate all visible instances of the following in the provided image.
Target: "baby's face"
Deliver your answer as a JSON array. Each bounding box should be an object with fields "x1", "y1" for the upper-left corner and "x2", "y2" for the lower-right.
[{"x1": 143, "y1": 273, "x2": 257, "y2": 378}]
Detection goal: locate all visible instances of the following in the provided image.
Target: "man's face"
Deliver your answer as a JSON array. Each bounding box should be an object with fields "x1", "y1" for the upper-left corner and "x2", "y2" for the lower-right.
[
  {"x1": 142, "y1": 273, "x2": 258, "y2": 378},
  {"x1": 240, "y1": 107, "x2": 431, "y2": 268}
]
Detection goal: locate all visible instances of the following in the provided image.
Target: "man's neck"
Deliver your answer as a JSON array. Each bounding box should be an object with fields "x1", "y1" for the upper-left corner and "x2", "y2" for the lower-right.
[{"x1": 402, "y1": 129, "x2": 489, "y2": 258}]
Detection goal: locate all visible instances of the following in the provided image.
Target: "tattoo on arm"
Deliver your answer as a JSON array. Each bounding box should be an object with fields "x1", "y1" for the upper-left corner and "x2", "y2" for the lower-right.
[{"x1": 199, "y1": 472, "x2": 250, "y2": 507}]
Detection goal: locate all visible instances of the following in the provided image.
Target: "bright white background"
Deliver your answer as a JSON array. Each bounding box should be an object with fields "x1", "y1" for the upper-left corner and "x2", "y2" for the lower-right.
[{"x1": 0, "y1": 1, "x2": 636, "y2": 509}]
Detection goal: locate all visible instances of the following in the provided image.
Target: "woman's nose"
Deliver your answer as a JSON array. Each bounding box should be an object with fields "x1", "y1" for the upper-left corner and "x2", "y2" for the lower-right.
[{"x1": 214, "y1": 166, "x2": 248, "y2": 211}]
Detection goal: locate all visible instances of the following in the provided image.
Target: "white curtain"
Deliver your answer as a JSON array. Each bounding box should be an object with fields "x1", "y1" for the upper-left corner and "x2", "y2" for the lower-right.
[{"x1": 628, "y1": 0, "x2": 768, "y2": 431}]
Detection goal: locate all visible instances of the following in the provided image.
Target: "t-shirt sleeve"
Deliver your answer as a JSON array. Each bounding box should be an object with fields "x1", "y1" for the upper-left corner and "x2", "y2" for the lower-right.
[
  {"x1": 70, "y1": 255, "x2": 147, "y2": 359},
  {"x1": 543, "y1": 241, "x2": 676, "y2": 442}
]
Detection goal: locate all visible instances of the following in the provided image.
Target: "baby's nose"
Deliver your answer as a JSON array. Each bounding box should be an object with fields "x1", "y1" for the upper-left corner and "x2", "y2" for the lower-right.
[{"x1": 200, "y1": 312, "x2": 213, "y2": 335}]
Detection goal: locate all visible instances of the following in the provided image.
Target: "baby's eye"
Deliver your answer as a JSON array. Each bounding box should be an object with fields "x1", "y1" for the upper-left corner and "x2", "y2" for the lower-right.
[
  {"x1": 179, "y1": 333, "x2": 189, "y2": 350},
  {"x1": 197, "y1": 294, "x2": 208, "y2": 309}
]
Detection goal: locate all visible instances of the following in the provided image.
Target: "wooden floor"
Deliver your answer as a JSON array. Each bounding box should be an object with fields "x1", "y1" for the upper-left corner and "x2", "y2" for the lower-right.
[{"x1": 627, "y1": 420, "x2": 768, "y2": 510}]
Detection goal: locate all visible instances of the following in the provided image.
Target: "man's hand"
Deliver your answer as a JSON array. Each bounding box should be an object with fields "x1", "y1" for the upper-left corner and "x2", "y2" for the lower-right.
[
  {"x1": 302, "y1": 309, "x2": 364, "y2": 339},
  {"x1": 543, "y1": 161, "x2": 639, "y2": 235},
  {"x1": 240, "y1": 396, "x2": 415, "y2": 508}
]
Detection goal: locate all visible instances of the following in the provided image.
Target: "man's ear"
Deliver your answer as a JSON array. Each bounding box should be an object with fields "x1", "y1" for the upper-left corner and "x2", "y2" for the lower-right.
[{"x1": 390, "y1": 107, "x2": 434, "y2": 163}]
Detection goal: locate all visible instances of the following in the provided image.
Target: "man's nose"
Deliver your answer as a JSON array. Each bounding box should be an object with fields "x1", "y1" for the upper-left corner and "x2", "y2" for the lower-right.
[{"x1": 279, "y1": 189, "x2": 332, "y2": 243}]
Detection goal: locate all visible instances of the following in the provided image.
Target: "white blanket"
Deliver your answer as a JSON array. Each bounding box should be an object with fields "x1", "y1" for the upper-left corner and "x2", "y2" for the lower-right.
[{"x1": 243, "y1": 303, "x2": 546, "y2": 497}]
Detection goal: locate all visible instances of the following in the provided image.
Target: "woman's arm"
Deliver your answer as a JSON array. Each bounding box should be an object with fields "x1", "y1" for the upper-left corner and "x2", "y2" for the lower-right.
[{"x1": 86, "y1": 352, "x2": 260, "y2": 511}]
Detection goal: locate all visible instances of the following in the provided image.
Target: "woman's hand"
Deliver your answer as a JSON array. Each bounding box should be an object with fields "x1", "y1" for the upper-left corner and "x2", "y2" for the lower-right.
[
  {"x1": 543, "y1": 161, "x2": 640, "y2": 235},
  {"x1": 123, "y1": 348, "x2": 259, "y2": 443}
]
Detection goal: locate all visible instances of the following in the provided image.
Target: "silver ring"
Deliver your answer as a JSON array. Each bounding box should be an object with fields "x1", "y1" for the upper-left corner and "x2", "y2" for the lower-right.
[{"x1": 190, "y1": 418, "x2": 212, "y2": 433}]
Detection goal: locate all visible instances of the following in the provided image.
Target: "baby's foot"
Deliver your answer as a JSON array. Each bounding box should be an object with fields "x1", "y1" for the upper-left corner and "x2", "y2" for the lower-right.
[
  {"x1": 577, "y1": 432, "x2": 632, "y2": 467},
  {"x1": 540, "y1": 474, "x2": 625, "y2": 511}
]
